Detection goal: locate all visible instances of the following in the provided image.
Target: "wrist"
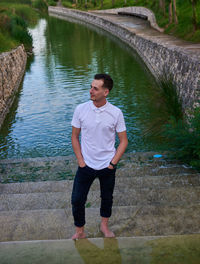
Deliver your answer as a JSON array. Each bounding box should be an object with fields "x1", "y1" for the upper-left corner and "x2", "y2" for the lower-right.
[
  {"x1": 78, "y1": 159, "x2": 85, "y2": 167},
  {"x1": 110, "y1": 161, "x2": 117, "y2": 169}
]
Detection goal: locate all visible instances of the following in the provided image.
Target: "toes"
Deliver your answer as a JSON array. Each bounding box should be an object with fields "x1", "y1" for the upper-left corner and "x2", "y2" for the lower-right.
[{"x1": 71, "y1": 233, "x2": 85, "y2": 240}]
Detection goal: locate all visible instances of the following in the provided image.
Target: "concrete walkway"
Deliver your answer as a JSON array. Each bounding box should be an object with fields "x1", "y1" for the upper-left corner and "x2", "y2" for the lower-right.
[{"x1": 90, "y1": 12, "x2": 200, "y2": 59}]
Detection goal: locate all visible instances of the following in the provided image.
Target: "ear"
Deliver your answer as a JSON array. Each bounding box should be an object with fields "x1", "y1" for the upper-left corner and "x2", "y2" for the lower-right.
[{"x1": 104, "y1": 88, "x2": 109, "y2": 97}]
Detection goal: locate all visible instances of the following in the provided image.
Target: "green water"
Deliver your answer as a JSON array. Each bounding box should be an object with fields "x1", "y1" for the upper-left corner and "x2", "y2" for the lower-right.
[{"x1": 0, "y1": 15, "x2": 166, "y2": 159}]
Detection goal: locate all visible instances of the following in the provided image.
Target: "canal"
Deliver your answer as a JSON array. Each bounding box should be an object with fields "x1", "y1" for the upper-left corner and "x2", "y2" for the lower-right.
[{"x1": 0, "y1": 15, "x2": 166, "y2": 159}]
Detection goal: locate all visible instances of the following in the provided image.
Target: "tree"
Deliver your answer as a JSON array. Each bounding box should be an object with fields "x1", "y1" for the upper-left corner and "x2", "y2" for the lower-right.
[
  {"x1": 159, "y1": 0, "x2": 166, "y2": 16},
  {"x1": 190, "y1": 0, "x2": 199, "y2": 31},
  {"x1": 172, "y1": 0, "x2": 178, "y2": 24},
  {"x1": 168, "y1": 0, "x2": 173, "y2": 24},
  {"x1": 112, "y1": 0, "x2": 115, "y2": 7},
  {"x1": 166, "y1": 0, "x2": 178, "y2": 25}
]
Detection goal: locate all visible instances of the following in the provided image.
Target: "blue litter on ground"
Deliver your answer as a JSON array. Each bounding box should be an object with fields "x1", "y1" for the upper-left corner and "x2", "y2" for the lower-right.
[{"x1": 153, "y1": 154, "x2": 162, "y2": 158}]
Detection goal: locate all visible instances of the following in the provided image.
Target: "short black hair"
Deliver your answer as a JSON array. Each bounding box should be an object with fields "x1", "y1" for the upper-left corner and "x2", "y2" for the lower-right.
[{"x1": 94, "y1": 73, "x2": 113, "y2": 91}]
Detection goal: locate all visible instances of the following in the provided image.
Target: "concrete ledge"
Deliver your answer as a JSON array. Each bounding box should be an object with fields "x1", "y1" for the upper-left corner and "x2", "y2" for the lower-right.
[
  {"x1": 1, "y1": 235, "x2": 200, "y2": 264},
  {"x1": 48, "y1": 7, "x2": 200, "y2": 111},
  {"x1": 91, "y1": 6, "x2": 164, "y2": 32},
  {"x1": 118, "y1": 11, "x2": 148, "y2": 20}
]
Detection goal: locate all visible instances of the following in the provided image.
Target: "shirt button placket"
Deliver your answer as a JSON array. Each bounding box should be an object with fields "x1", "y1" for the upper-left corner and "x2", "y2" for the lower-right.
[{"x1": 95, "y1": 109, "x2": 100, "y2": 123}]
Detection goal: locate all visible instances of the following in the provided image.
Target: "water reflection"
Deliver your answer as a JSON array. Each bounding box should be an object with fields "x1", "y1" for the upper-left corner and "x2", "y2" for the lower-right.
[{"x1": 75, "y1": 238, "x2": 121, "y2": 264}]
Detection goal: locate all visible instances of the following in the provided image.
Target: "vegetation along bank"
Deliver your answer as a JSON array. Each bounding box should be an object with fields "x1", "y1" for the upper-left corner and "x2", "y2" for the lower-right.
[{"x1": 0, "y1": 0, "x2": 58, "y2": 53}]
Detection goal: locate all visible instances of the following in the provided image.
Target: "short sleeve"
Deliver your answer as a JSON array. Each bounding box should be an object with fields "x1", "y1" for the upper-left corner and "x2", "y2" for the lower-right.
[
  {"x1": 71, "y1": 105, "x2": 81, "y2": 128},
  {"x1": 116, "y1": 109, "x2": 126, "y2": 133}
]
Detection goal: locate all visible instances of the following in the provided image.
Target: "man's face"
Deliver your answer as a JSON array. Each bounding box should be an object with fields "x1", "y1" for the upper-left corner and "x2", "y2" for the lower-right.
[{"x1": 90, "y1": 79, "x2": 109, "y2": 102}]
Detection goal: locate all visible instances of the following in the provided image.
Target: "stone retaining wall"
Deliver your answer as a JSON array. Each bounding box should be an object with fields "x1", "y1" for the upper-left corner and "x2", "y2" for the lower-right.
[
  {"x1": 49, "y1": 7, "x2": 200, "y2": 111},
  {"x1": 0, "y1": 45, "x2": 27, "y2": 129}
]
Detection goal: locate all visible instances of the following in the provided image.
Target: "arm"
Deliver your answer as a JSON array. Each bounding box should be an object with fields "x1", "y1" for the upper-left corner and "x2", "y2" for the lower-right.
[
  {"x1": 108, "y1": 130, "x2": 128, "y2": 169},
  {"x1": 71, "y1": 126, "x2": 86, "y2": 167}
]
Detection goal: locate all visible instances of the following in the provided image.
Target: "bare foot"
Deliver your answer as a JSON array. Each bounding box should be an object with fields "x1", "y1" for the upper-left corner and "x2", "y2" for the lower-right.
[
  {"x1": 71, "y1": 232, "x2": 86, "y2": 240},
  {"x1": 100, "y1": 224, "x2": 115, "y2": 238},
  {"x1": 71, "y1": 226, "x2": 86, "y2": 240}
]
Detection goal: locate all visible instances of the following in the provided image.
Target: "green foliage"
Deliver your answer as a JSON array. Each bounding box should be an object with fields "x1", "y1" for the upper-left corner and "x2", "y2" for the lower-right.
[
  {"x1": 1, "y1": 0, "x2": 32, "y2": 4},
  {"x1": 143, "y1": 75, "x2": 183, "y2": 140},
  {"x1": 32, "y1": 0, "x2": 48, "y2": 11},
  {"x1": 0, "y1": 3, "x2": 38, "y2": 25},
  {"x1": 47, "y1": 0, "x2": 57, "y2": 6},
  {"x1": 156, "y1": 75, "x2": 183, "y2": 122},
  {"x1": 13, "y1": 4, "x2": 38, "y2": 25},
  {"x1": 10, "y1": 15, "x2": 32, "y2": 49},
  {"x1": 0, "y1": 31, "x2": 17, "y2": 52},
  {"x1": 163, "y1": 106, "x2": 200, "y2": 170},
  {"x1": 0, "y1": 3, "x2": 38, "y2": 52},
  {"x1": 62, "y1": 1, "x2": 73, "y2": 8},
  {"x1": 47, "y1": 0, "x2": 59, "y2": 6},
  {"x1": 61, "y1": 0, "x2": 133, "y2": 10},
  {"x1": 145, "y1": 74, "x2": 199, "y2": 171},
  {"x1": 63, "y1": 0, "x2": 200, "y2": 42}
]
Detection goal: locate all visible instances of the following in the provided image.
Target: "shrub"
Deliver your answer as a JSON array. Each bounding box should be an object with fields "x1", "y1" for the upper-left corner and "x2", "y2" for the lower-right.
[
  {"x1": 10, "y1": 15, "x2": 32, "y2": 48},
  {"x1": 47, "y1": 0, "x2": 56, "y2": 6},
  {"x1": 0, "y1": 14, "x2": 10, "y2": 32},
  {"x1": 143, "y1": 74, "x2": 183, "y2": 139},
  {"x1": 0, "y1": 0, "x2": 32, "y2": 4},
  {"x1": 156, "y1": 75, "x2": 183, "y2": 122},
  {"x1": 13, "y1": 4, "x2": 38, "y2": 26},
  {"x1": 62, "y1": 1, "x2": 73, "y2": 8},
  {"x1": 32, "y1": 0, "x2": 48, "y2": 11},
  {"x1": 5, "y1": 14, "x2": 33, "y2": 50},
  {"x1": 163, "y1": 105, "x2": 200, "y2": 171},
  {"x1": 47, "y1": 0, "x2": 58, "y2": 6},
  {"x1": 0, "y1": 31, "x2": 17, "y2": 52},
  {"x1": 0, "y1": 3, "x2": 38, "y2": 52}
]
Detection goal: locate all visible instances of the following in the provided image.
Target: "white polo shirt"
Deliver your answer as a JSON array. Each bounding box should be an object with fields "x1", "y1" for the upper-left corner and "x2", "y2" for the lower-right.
[{"x1": 71, "y1": 100, "x2": 126, "y2": 170}]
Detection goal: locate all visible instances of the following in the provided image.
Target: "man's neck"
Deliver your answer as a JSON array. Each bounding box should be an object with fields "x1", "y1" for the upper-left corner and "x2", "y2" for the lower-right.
[{"x1": 93, "y1": 99, "x2": 107, "y2": 108}]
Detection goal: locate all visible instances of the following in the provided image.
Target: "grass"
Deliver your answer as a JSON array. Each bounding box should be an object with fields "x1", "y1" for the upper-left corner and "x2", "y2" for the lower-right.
[
  {"x1": 141, "y1": 74, "x2": 200, "y2": 171},
  {"x1": 0, "y1": 0, "x2": 57, "y2": 53},
  {"x1": 163, "y1": 105, "x2": 200, "y2": 171},
  {"x1": 142, "y1": 74, "x2": 183, "y2": 139},
  {"x1": 0, "y1": 2, "x2": 39, "y2": 52},
  {"x1": 32, "y1": 0, "x2": 48, "y2": 11}
]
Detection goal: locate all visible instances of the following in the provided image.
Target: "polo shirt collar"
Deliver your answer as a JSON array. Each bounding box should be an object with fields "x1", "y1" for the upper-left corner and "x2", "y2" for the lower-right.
[{"x1": 90, "y1": 100, "x2": 109, "y2": 112}]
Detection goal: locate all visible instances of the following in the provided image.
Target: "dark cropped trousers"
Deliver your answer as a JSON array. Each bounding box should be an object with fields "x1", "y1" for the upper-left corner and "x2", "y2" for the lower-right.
[{"x1": 71, "y1": 165, "x2": 116, "y2": 227}]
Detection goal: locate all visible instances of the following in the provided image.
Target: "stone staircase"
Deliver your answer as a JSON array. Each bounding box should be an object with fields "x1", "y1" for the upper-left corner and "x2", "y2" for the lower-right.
[{"x1": 0, "y1": 152, "x2": 200, "y2": 242}]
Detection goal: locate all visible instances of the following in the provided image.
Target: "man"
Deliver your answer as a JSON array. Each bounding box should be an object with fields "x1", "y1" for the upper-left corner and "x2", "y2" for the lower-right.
[{"x1": 71, "y1": 73, "x2": 128, "y2": 240}]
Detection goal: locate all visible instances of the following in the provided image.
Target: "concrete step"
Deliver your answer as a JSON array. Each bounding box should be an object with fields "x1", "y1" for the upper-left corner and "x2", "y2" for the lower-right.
[
  {"x1": 117, "y1": 165, "x2": 197, "y2": 177},
  {"x1": 0, "y1": 156, "x2": 77, "y2": 184},
  {"x1": 1, "y1": 235, "x2": 200, "y2": 264},
  {"x1": 0, "y1": 164, "x2": 197, "y2": 183},
  {"x1": 1, "y1": 173, "x2": 199, "y2": 194},
  {"x1": 0, "y1": 204, "x2": 199, "y2": 242},
  {"x1": 0, "y1": 186, "x2": 200, "y2": 211},
  {"x1": 0, "y1": 153, "x2": 197, "y2": 183}
]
